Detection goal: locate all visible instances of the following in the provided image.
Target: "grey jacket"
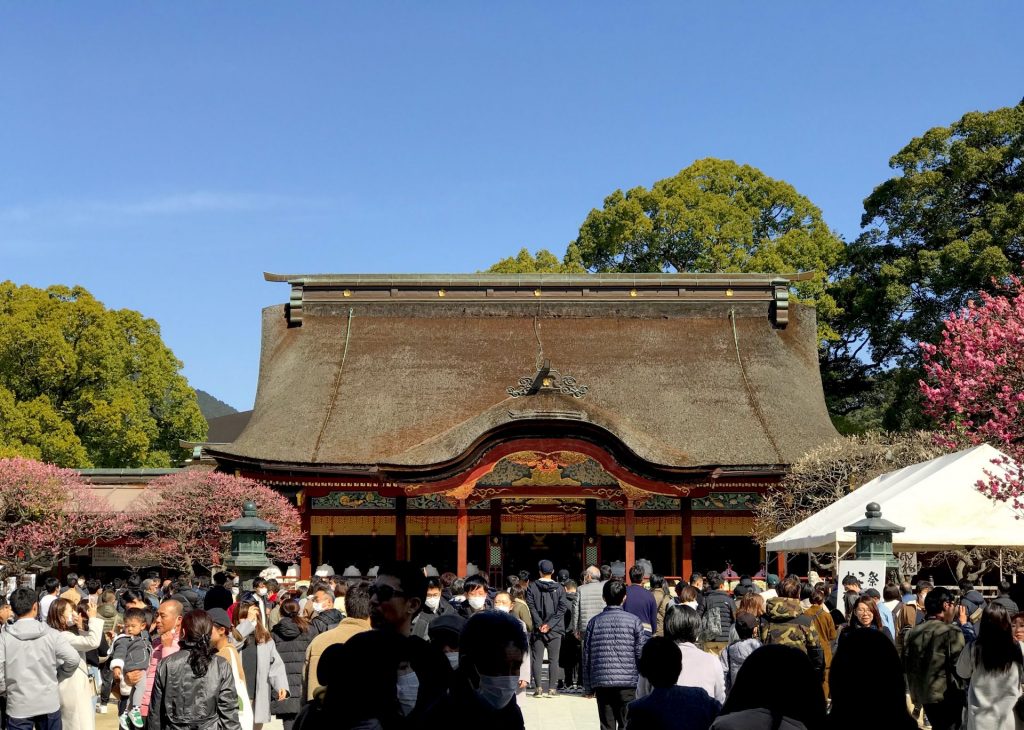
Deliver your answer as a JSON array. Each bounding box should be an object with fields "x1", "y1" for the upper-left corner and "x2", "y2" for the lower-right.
[
  {"x1": 576, "y1": 580, "x2": 606, "y2": 635},
  {"x1": 233, "y1": 621, "x2": 289, "y2": 724},
  {"x1": 0, "y1": 618, "x2": 81, "y2": 718}
]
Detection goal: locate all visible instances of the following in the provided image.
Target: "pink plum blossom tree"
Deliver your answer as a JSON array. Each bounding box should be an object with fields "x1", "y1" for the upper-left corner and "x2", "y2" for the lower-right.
[
  {"x1": 921, "y1": 277, "x2": 1024, "y2": 513},
  {"x1": 0, "y1": 457, "x2": 123, "y2": 579},
  {"x1": 114, "y1": 469, "x2": 303, "y2": 576}
]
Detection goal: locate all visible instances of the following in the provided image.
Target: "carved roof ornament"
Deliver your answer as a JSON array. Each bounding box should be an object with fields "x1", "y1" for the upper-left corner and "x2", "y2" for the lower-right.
[{"x1": 507, "y1": 359, "x2": 588, "y2": 399}]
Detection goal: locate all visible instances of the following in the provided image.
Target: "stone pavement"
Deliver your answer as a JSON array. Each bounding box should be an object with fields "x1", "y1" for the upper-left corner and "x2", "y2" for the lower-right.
[
  {"x1": 520, "y1": 691, "x2": 600, "y2": 730},
  {"x1": 97, "y1": 695, "x2": 596, "y2": 730}
]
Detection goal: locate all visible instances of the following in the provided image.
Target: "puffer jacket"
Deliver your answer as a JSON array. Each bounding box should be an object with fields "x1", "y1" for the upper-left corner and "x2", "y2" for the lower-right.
[
  {"x1": 582, "y1": 606, "x2": 647, "y2": 692},
  {"x1": 149, "y1": 651, "x2": 242, "y2": 730},
  {"x1": 307, "y1": 609, "x2": 343, "y2": 638},
  {"x1": 702, "y1": 590, "x2": 736, "y2": 643},
  {"x1": 576, "y1": 581, "x2": 606, "y2": 635},
  {"x1": 526, "y1": 579, "x2": 568, "y2": 639},
  {"x1": 720, "y1": 637, "x2": 761, "y2": 691},
  {"x1": 270, "y1": 617, "x2": 311, "y2": 717},
  {"x1": 760, "y1": 598, "x2": 824, "y2": 678}
]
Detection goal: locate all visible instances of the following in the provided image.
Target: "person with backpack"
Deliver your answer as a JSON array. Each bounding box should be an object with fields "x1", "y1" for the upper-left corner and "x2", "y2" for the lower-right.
[
  {"x1": 525, "y1": 560, "x2": 568, "y2": 698},
  {"x1": 698, "y1": 572, "x2": 733, "y2": 655}
]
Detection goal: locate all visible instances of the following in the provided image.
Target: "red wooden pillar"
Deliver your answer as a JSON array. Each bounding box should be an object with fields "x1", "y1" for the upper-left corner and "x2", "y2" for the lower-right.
[
  {"x1": 299, "y1": 494, "x2": 312, "y2": 580},
  {"x1": 680, "y1": 497, "x2": 693, "y2": 581},
  {"x1": 776, "y1": 551, "x2": 787, "y2": 577},
  {"x1": 395, "y1": 496, "x2": 408, "y2": 562},
  {"x1": 624, "y1": 502, "x2": 636, "y2": 575},
  {"x1": 456, "y1": 500, "x2": 469, "y2": 577}
]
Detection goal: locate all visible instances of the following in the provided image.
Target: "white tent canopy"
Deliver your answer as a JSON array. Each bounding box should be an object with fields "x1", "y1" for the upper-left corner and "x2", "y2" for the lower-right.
[{"x1": 767, "y1": 444, "x2": 1024, "y2": 554}]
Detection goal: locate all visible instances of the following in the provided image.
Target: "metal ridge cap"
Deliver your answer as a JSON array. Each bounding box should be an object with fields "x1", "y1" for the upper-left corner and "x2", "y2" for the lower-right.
[{"x1": 264, "y1": 271, "x2": 816, "y2": 286}]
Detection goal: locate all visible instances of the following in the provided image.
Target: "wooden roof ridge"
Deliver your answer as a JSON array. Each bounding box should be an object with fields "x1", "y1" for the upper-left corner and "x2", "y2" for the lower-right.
[{"x1": 265, "y1": 271, "x2": 817, "y2": 287}]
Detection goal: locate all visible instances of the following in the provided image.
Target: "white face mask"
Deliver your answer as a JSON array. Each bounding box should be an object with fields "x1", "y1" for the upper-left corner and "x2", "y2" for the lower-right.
[
  {"x1": 424, "y1": 596, "x2": 441, "y2": 611},
  {"x1": 476, "y1": 674, "x2": 519, "y2": 709},
  {"x1": 257, "y1": 588, "x2": 268, "y2": 597},
  {"x1": 495, "y1": 604, "x2": 511, "y2": 613},
  {"x1": 65, "y1": 614, "x2": 77, "y2": 628},
  {"x1": 312, "y1": 602, "x2": 324, "y2": 613},
  {"x1": 445, "y1": 651, "x2": 459, "y2": 669},
  {"x1": 396, "y1": 671, "x2": 419, "y2": 716},
  {"x1": 231, "y1": 587, "x2": 239, "y2": 598},
  {"x1": 468, "y1": 595, "x2": 486, "y2": 610}
]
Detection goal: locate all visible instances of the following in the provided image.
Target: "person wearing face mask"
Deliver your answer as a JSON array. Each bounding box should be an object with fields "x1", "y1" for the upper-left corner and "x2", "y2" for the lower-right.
[
  {"x1": 306, "y1": 589, "x2": 343, "y2": 638},
  {"x1": 303, "y1": 582, "x2": 372, "y2": 701},
  {"x1": 47, "y1": 598, "x2": 103, "y2": 730},
  {"x1": 457, "y1": 576, "x2": 492, "y2": 620},
  {"x1": 412, "y1": 577, "x2": 455, "y2": 640},
  {"x1": 423, "y1": 611, "x2": 528, "y2": 729},
  {"x1": 491, "y1": 593, "x2": 531, "y2": 694},
  {"x1": 426, "y1": 614, "x2": 466, "y2": 671}
]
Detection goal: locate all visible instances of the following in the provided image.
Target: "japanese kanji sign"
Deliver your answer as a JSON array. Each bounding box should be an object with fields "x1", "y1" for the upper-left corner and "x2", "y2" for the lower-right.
[{"x1": 838, "y1": 560, "x2": 887, "y2": 591}]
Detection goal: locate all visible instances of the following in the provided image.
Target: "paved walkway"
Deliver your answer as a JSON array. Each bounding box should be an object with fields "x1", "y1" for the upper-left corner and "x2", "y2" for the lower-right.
[{"x1": 520, "y1": 691, "x2": 599, "y2": 730}]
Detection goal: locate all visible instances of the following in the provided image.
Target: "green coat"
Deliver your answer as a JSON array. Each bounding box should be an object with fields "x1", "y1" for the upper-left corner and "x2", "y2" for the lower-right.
[{"x1": 903, "y1": 618, "x2": 965, "y2": 706}]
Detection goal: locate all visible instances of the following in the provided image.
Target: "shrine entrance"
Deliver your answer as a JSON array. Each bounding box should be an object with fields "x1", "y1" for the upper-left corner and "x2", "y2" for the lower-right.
[{"x1": 501, "y1": 533, "x2": 585, "y2": 579}]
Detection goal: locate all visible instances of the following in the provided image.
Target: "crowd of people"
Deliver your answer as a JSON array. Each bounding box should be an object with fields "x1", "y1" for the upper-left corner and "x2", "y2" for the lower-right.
[{"x1": 0, "y1": 564, "x2": 1022, "y2": 730}]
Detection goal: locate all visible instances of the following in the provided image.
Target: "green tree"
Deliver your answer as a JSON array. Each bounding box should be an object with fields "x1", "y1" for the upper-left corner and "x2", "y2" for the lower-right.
[
  {"x1": 572, "y1": 158, "x2": 845, "y2": 341},
  {"x1": 839, "y1": 100, "x2": 1024, "y2": 429},
  {"x1": 486, "y1": 246, "x2": 587, "y2": 274},
  {"x1": 0, "y1": 282, "x2": 207, "y2": 467}
]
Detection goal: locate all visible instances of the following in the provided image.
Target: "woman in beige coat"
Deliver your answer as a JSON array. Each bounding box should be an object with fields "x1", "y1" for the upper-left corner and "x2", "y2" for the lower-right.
[{"x1": 47, "y1": 599, "x2": 104, "y2": 730}]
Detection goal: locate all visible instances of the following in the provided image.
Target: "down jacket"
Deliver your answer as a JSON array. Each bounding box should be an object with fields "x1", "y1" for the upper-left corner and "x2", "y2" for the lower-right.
[
  {"x1": 576, "y1": 581, "x2": 606, "y2": 635},
  {"x1": 270, "y1": 617, "x2": 312, "y2": 717},
  {"x1": 149, "y1": 651, "x2": 241, "y2": 730},
  {"x1": 582, "y1": 606, "x2": 647, "y2": 692},
  {"x1": 702, "y1": 590, "x2": 736, "y2": 643}
]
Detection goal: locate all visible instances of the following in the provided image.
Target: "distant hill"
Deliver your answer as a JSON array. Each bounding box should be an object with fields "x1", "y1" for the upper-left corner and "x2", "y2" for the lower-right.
[{"x1": 195, "y1": 389, "x2": 239, "y2": 420}]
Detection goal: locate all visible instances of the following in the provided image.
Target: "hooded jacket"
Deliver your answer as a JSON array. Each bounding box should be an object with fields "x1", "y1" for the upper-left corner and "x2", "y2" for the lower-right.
[
  {"x1": 270, "y1": 616, "x2": 311, "y2": 717},
  {"x1": 0, "y1": 618, "x2": 81, "y2": 718},
  {"x1": 97, "y1": 603, "x2": 122, "y2": 636},
  {"x1": 760, "y1": 598, "x2": 825, "y2": 678},
  {"x1": 307, "y1": 608, "x2": 343, "y2": 638},
  {"x1": 525, "y1": 579, "x2": 568, "y2": 639}
]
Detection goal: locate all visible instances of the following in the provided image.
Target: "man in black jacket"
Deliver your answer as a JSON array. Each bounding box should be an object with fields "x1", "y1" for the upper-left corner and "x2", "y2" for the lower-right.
[
  {"x1": 203, "y1": 572, "x2": 234, "y2": 612},
  {"x1": 413, "y1": 577, "x2": 457, "y2": 639},
  {"x1": 525, "y1": 559, "x2": 568, "y2": 697}
]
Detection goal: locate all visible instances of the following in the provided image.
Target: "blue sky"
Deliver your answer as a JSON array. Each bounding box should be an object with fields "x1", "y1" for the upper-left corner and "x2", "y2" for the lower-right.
[{"x1": 2, "y1": 4, "x2": 1022, "y2": 411}]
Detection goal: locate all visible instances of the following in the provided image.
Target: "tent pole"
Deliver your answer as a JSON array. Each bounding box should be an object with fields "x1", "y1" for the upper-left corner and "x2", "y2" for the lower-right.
[{"x1": 999, "y1": 549, "x2": 1004, "y2": 583}]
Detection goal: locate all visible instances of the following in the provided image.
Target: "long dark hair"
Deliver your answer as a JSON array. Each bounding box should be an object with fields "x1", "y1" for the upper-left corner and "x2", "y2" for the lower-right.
[
  {"x1": 280, "y1": 599, "x2": 309, "y2": 634},
  {"x1": 180, "y1": 611, "x2": 218, "y2": 678},
  {"x1": 720, "y1": 645, "x2": 826, "y2": 730},
  {"x1": 976, "y1": 602, "x2": 1024, "y2": 673},
  {"x1": 233, "y1": 597, "x2": 272, "y2": 644},
  {"x1": 829, "y1": 628, "x2": 916, "y2": 729}
]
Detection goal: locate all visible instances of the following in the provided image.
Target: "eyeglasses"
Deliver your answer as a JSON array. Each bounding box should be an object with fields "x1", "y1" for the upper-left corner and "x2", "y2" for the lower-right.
[{"x1": 368, "y1": 584, "x2": 406, "y2": 601}]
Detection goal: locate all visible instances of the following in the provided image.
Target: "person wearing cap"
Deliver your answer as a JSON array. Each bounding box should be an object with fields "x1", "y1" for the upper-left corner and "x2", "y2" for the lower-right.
[
  {"x1": 427, "y1": 613, "x2": 466, "y2": 670},
  {"x1": 208, "y1": 608, "x2": 254, "y2": 730},
  {"x1": 720, "y1": 611, "x2": 762, "y2": 693},
  {"x1": 303, "y1": 582, "x2": 372, "y2": 701},
  {"x1": 525, "y1": 560, "x2": 568, "y2": 697}
]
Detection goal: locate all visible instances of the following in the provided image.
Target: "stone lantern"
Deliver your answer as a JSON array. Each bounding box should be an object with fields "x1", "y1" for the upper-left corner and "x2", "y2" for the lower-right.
[
  {"x1": 844, "y1": 502, "x2": 905, "y2": 569},
  {"x1": 220, "y1": 500, "x2": 278, "y2": 582}
]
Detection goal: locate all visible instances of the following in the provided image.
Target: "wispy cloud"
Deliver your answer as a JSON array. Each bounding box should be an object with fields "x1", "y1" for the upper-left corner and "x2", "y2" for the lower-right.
[{"x1": 0, "y1": 191, "x2": 333, "y2": 224}]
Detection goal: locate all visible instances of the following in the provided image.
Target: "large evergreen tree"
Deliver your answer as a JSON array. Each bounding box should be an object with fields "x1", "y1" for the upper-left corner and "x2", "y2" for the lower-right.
[{"x1": 0, "y1": 282, "x2": 206, "y2": 467}]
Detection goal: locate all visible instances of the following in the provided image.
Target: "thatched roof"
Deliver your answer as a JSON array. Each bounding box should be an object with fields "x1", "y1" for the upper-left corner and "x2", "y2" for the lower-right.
[{"x1": 209, "y1": 273, "x2": 836, "y2": 476}]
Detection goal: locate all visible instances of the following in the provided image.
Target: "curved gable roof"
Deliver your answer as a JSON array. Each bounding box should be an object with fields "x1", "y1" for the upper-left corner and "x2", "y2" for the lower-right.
[{"x1": 210, "y1": 273, "x2": 837, "y2": 474}]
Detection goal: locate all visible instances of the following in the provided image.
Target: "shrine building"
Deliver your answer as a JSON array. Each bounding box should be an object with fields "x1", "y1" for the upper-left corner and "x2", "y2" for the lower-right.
[{"x1": 207, "y1": 272, "x2": 838, "y2": 581}]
